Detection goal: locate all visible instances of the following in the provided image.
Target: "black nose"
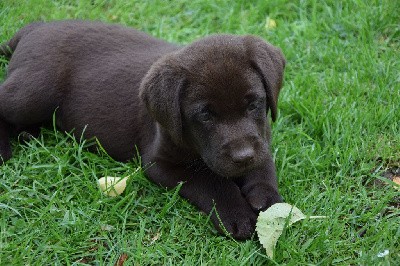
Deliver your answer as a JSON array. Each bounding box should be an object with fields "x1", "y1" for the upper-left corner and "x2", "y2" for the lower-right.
[{"x1": 230, "y1": 147, "x2": 255, "y2": 165}]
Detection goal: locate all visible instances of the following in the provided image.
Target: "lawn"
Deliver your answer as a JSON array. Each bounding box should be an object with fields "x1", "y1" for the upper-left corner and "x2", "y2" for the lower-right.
[{"x1": 0, "y1": 0, "x2": 399, "y2": 265}]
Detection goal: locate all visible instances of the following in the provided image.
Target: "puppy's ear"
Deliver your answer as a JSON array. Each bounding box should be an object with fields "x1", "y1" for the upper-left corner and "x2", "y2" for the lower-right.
[
  {"x1": 139, "y1": 56, "x2": 185, "y2": 144},
  {"x1": 245, "y1": 36, "x2": 286, "y2": 122}
]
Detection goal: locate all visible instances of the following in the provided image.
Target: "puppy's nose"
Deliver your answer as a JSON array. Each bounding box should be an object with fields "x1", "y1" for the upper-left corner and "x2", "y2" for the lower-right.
[{"x1": 230, "y1": 147, "x2": 255, "y2": 165}]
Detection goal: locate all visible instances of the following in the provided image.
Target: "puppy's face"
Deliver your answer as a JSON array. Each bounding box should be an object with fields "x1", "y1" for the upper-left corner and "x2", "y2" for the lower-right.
[
  {"x1": 181, "y1": 67, "x2": 271, "y2": 177},
  {"x1": 140, "y1": 34, "x2": 285, "y2": 177}
]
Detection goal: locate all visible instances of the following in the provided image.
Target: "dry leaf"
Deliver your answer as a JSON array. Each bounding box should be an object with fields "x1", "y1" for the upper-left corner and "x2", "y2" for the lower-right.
[
  {"x1": 98, "y1": 176, "x2": 128, "y2": 197},
  {"x1": 100, "y1": 224, "x2": 115, "y2": 231},
  {"x1": 377, "y1": 249, "x2": 389, "y2": 258},
  {"x1": 149, "y1": 232, "x2": 161, "y2": 245},
  {"x1": 265, "y1": 17, "x2": 277, "y2": 30},
  {"x1": 114, "y1": 253, "x2": 128, "y2": 266},
  {"x1": 256, "y1": 203, "x2": 326, "y2": 259},
  {"x1": 393, "y1": 176, "x2": 400, "y2": 190}
]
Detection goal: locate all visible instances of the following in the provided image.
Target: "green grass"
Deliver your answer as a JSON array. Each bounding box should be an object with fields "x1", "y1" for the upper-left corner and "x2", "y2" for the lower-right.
[{"x1": 1, "y1": 0, "x2": 399, "y2": 265}]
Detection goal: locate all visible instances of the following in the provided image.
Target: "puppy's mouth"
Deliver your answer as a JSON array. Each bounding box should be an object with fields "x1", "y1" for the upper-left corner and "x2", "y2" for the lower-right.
[{"x1": 203, "y1": 157, "x2": 259, "y2": 178}]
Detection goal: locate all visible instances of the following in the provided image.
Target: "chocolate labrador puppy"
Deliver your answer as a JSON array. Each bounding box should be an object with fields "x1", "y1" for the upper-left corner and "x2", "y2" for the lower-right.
[{"x1": 0, "y1": 20, "x2": 285, "y2": 239}]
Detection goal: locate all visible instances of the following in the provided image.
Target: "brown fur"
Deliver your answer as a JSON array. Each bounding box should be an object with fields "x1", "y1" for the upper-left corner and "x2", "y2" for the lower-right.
[{"x1": 0, "y1": 20, "x2": 285, "y2": 239}]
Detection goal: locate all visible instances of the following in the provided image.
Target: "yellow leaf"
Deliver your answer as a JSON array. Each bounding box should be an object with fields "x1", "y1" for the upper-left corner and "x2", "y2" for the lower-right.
[
  {"x1": 98, "y1": 176, "x2": 128, "y2": 197},
  {"x1": 265, "y1": 17, "x2": 277, "y2": 30},
  {"x1": 256, "y1": 203, "x2": 326, "y2": 259},
  {"x1": 393, "y1": 176, "x2": 400, "y2": 190}
]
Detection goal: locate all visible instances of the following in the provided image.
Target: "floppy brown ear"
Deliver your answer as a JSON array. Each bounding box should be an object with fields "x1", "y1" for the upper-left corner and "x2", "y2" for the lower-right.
[
  {"x1": 139, "y1": 55, "x2": 185, "y2": 145},
  {"x1": 244, "y1": 36, "x2": 286, "y2": 122}
]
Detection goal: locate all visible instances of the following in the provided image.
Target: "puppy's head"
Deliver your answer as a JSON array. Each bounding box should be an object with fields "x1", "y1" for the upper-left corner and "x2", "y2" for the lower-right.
[{"x1": 140, "y1": 35, "x2": 285, "y2": 177}]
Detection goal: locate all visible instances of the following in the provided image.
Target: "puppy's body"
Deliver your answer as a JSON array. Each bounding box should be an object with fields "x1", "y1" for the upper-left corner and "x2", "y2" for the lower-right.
[
  {"x1": 0, "y1": 21, "x2": 285, "y2": 239},
  {"x1": 0, "y1": 21, "x2": 178, "y2": 161}
]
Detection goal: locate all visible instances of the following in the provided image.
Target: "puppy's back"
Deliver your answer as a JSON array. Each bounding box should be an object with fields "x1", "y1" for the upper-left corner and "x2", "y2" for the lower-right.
[
  {"x1": 5, "y1": 20, "x2": 178, "y2": 72},
  {"x1": 0, "y1": 21, "x2": 179, "y2": 161}
]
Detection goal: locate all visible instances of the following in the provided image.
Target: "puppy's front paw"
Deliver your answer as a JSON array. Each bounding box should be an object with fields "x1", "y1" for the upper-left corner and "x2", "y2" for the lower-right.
[
  {"x1": 243, "y1": 184, "x2": 283, "y2": 212},
  {"x1": 0, "y1": 124, "x2": 12, "y2": 165},
  {"x1": 213, "y1": 204, "x2": 257, "y2": 240},
  {"x1": 0, "y1": 142, "x2": 12, "y2": 165}
]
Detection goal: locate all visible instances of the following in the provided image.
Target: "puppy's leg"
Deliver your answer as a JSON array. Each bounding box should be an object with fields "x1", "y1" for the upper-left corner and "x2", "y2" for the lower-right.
[
  {"x1": 0, "y1": 73, "x2": 60, "y2": 162},
  {"x1": 235, "y1": 155, "x2": 283, "y2": 212},
  {"x1": 0, "y1": 119, "x2": 12, "y2": 164},
  {"x1": 0, "y1": 72, "x2": 60, "y2": 125},
  {"x1": 19, "y1": 125, "x2": 41, "y2": 140},
  {"x1": 145, "y1": 160, "x2": 257, "y2": 240}
]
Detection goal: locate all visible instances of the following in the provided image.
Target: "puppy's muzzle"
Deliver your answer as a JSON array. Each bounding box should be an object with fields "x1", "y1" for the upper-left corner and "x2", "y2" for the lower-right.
[
  {"x1": 230, "y1": 146, "x2": 255, "y2": 166},
  {"x1": 222, "y1": 136, "x2": 262, "y2": 171}
]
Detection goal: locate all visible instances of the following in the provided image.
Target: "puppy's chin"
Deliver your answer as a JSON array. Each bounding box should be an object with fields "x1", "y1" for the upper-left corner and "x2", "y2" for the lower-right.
[{"x1": 203, "y1": 157, "x2": 259, "y2": 178}]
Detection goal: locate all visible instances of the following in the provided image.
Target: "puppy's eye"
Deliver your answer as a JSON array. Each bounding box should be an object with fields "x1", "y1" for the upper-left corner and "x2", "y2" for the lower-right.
[
  {"x1": 247, "y1": 101, "x2": 260, "y2": 111},
  {"x1": 197, "y1": 110, "x2": 212, "y2": 122}
]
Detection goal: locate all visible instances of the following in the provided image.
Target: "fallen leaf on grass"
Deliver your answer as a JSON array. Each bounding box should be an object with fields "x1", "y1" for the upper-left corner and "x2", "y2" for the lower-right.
[
  {"x1": 98, "y1": 176, "x2": 128, "y2": 197},
  {"x1": 100, "y1": 224, "x2": 116, "y2": 232},
  {"x1": 150, "y1": 232, "x2": 161, "y2": 245},
  {"x1": 114, "y1": 253, "x2": 128, "y2": 266},
  {"x1": 265, "y1": 17, "x2": 277, "y2": 30},
  {"x1": 393, "y1": 176, "x2": 400, "y2": 190},
  {"x1": 256, "y1": 203, "x2": 326, "y2": 259},
  {"x1": 377, "y1": 249, "x2": 389, "y2": 257}
]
